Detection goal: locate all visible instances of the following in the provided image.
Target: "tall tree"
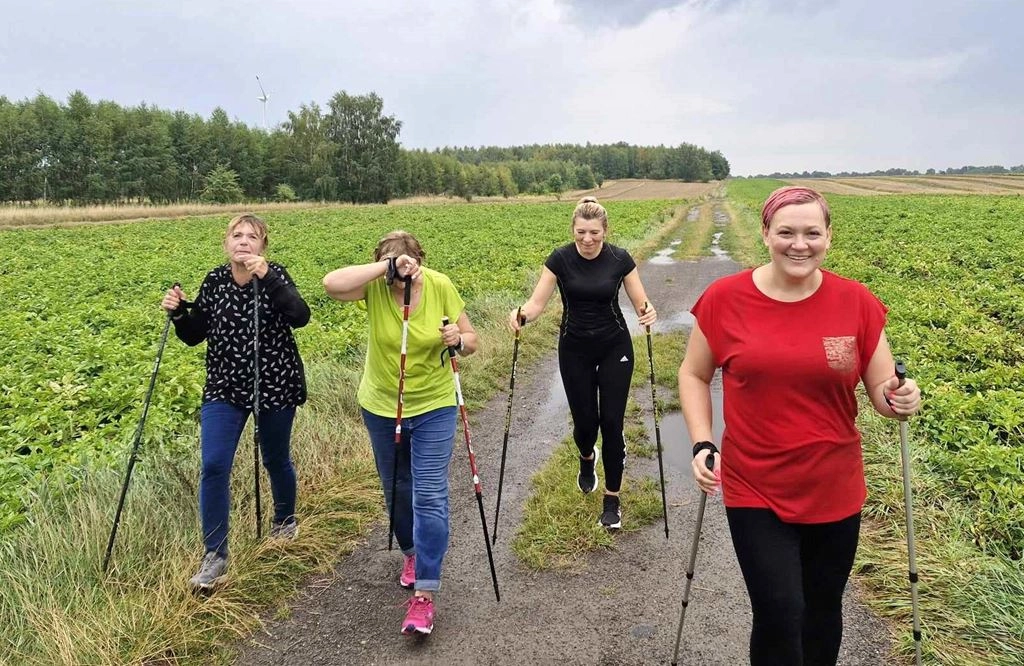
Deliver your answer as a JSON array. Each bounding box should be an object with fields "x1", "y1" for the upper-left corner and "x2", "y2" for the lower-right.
[{"x1": 324, "y1": 91, "x2": 402, "y2": 204}]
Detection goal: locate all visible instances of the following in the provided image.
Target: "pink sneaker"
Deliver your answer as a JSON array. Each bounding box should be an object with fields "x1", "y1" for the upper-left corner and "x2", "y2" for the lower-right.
[
  {"x1": 399, "y1": 554, "x2": 416, "y2": 589},
  {"x1": 401, "y1": 595, "x2": 435, "y2": 635}
]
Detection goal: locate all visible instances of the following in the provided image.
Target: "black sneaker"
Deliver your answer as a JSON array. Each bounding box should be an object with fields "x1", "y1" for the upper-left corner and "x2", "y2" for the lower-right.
[
  {"x1": 577, "y1": 447, "x2": 599, "y2": 494},
  {"x1": 599, "y1": 494, "x2": 621, "y2": 530}
]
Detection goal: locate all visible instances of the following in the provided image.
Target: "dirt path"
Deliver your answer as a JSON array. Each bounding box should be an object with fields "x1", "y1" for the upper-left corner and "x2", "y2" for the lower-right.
[{"x1": 235, "y1": 199, "x2": 895, "y2": 665}]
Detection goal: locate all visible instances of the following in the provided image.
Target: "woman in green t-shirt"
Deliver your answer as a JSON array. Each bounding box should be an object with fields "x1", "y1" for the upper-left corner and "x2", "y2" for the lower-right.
[{"x1": 323, "y1": 230, "x2": 478, "y2": 637}]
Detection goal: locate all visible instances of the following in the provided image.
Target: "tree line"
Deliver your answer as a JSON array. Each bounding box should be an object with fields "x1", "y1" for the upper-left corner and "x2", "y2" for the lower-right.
[{"x1": 0, "y1": 90, "x2": 729, "y2": 205}]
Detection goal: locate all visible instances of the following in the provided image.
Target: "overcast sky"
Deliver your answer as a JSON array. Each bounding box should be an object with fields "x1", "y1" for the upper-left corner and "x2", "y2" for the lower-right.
[{"x1": 2, "y1": 0, "x2": 1020, "y2": 175}]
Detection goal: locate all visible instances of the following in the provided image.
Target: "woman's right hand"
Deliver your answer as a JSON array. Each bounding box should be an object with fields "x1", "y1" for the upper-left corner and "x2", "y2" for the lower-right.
[
  {"x1": 394, "y1": 254, "x2": 422, "y2": 281},
  {"x1": 692, "y1": 449, "x2": 721, "y2": 495},
  {"x1": 161, "y1": 285, "x2": 187, "y2": 313},
  {"x1": 508, "y1": 308, "x2": 527, "y2": 332}
]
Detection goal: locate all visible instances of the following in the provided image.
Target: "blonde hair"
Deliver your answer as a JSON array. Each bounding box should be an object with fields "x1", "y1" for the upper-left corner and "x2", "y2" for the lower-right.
[
  {"x1": 572, "y1": 196, "x2": 608, "y2": 230},
  {"x1": 225, "y1": 213, "x2": 269, "y2": 248},
  {"x1": 373, "y1": 230, "x2": 426, "y2": 264}
]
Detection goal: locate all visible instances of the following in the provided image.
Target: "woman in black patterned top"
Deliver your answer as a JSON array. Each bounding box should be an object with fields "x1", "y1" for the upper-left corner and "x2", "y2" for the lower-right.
[{"x1": 161, "y1": 213, "x2": 310, "y2": 591}]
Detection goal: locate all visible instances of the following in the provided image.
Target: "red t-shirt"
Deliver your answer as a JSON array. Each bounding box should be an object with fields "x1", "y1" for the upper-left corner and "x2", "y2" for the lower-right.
[{"x1": 691, "y1": 269, "x2": 888, "y2": 523}]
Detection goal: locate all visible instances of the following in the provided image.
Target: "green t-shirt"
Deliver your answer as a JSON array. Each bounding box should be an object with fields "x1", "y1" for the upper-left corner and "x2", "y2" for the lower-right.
[{"x1": 357, "y1": 267, "x2": 466, "y2": 418}]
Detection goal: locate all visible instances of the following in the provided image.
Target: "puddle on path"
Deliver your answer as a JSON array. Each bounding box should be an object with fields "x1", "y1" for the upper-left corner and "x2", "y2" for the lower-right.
[{"x1": 709, "y1": 231, "x2": 730, "y2": 259}]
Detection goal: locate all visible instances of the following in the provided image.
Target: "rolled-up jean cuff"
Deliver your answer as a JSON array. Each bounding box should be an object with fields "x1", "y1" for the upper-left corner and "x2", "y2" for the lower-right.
[{"x1": 415, "y1": 579, "x2": 441, "y2": 592}]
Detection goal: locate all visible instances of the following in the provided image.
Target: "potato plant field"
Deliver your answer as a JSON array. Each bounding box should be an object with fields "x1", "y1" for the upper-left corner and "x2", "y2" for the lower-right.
[
  {"x1": 0, "y1": 200, "x2": 674, "y2": 529},
  {"x1": 730, "y1": 179, "x2": 1024, "y2": 560}
]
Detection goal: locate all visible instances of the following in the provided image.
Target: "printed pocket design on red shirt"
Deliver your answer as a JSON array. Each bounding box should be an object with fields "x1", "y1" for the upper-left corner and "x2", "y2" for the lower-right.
[{"x1": 822, "y1": 336, "x2": 857, "y2": 373}]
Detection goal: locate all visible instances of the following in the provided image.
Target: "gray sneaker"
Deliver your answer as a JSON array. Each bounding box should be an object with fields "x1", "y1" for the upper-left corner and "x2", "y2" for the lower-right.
[
  {"x1": 189, "y1": 552, "x2": 228, "y2": 591},
  {"x1": 270, "y1": 519, "x2": 299, "y2": 540}
]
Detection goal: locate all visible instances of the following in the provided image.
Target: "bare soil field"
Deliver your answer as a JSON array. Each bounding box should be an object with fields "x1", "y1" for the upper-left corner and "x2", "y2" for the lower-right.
[
  {"x1": 785, "y1": 174, "x2": 1024, "y2": 195},
  {"x1": 573, "y1": 178, "x2": 720, "y2": 200},
  {"x1": 2, "y1": 180, "x2": 718, "y2": 229}
]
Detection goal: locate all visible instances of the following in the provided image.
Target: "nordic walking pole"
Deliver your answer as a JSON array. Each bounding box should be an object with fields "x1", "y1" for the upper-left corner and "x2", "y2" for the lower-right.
[
  {"x1": 643, "y1": 301, "x2": 670, "y2": 539},
  {"x1": 252, "y1": 277, "x2": 263, "y2": 539},
  {"x1": 492, "y1": 307, "x2": 525, "y2": 544},
  {"x1": 671, "y1": 452, "x2": 716, "y2": 666},
  {"x1": 388, "y1": 275, "x2": 413, "y2": 551},
  {"x1": 894, "y1": 360, "x2": 923, "y2": 666},
  {"x1": 443, "y1": 317, "x2": 501, "y2": 602},
  {"x1": 103, "y1": 283, "x2": 180, "y2": 574}
]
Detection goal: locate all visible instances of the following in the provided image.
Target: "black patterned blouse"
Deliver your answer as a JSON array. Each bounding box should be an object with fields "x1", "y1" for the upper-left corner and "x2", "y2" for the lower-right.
[{"x1": 172, "y1": 263, "x2": 310, "y2": 410}]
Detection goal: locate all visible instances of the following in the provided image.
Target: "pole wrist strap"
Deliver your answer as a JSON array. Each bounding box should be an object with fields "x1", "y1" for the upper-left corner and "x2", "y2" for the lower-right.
[{"x1": 692, "y1": 441, "x2": 719, "y2": 459}]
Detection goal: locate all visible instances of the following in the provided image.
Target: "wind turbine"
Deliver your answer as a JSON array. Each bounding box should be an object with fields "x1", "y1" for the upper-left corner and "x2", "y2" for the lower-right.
[{"x1": 256, "y1": 75, "x2": 269, "y2": 130}]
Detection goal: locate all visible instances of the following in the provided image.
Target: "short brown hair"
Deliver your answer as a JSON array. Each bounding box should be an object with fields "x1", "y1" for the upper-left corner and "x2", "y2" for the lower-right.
[
  {"x1": 225, "y1": 213, "x2": 269, "y2": 247},
  {"x1": 572, "y1": 196, "x2": 608, "y2": 230},
  {"x1": 373, "y1": 230, "x2": 426, "y2": 264}
]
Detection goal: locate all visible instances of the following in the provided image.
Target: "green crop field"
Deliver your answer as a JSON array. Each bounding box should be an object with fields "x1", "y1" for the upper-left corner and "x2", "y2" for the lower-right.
[{"x1": 0, "y1": 200, "x2": 674, "y2": 529}]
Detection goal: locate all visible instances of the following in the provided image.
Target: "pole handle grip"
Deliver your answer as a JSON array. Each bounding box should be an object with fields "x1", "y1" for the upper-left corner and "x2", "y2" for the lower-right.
[
  {"x1": 705, "y1": 452, "x2": 716, "y2": 471},
  {"x1": 895, "y1": 360, "x2": 907, "y2": 388},
  {"x1": 442, "y1": 316, "x2": 456, "y2": 358},
  {"x1": 169, "y1": 282, "x2": 195, "y2": 311}
]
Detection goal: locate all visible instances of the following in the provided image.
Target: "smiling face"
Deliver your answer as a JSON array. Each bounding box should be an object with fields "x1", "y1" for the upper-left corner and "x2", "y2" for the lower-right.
[
  {"x1": 762, "y1": 202, "x2": 832, "y2": 281},
  {"x1": 572, "y1": 217, "x2": 606, "y2": 259}
]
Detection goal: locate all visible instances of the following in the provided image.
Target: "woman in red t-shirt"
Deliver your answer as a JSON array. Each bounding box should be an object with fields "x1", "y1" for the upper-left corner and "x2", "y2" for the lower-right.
[{"x1": 678, "y1": 186, "x2": 921, "y2": 665}]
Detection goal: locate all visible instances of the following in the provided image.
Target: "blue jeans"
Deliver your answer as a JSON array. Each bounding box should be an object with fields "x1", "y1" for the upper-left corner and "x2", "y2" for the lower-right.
[
  {"x1": 200, "y1": 401, "x2": 297, "y2": 556},
  {"x1": 362, "y1": 406, "x2": 456, "y2": 592}
]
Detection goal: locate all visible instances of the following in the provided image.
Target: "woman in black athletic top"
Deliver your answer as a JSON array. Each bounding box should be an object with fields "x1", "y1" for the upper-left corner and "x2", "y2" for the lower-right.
[{"x1": 510, "y1": 196, "x2": 656, "y2": 529}]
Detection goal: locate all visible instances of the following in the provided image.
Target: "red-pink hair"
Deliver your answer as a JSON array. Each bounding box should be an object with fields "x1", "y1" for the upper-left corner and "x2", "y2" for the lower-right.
[{"x1": 760, "y1": 186, "x2": 831, "y2": 229}]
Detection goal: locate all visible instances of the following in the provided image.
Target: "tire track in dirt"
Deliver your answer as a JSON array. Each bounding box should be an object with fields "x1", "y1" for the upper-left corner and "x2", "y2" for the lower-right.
[{"x1": 235, "y1": 198, "x2": 895, "y2": 665}]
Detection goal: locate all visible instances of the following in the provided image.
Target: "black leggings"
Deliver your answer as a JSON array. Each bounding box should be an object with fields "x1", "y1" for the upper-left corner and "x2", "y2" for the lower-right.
[
  {"x1": 726, "y1": 508, "x2": 861, "y2": 666},
  {"x1": 558, "y1": 331, "x2": 634, "y2": 493}
]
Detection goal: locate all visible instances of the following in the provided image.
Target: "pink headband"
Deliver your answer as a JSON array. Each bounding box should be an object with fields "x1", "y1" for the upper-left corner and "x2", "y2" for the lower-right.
[{"x1": 760, "y1": 186, "x2": 831, "y2": 228}]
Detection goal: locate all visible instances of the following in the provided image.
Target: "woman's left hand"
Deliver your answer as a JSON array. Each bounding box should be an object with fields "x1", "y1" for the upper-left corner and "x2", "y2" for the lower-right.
[
  {"x1": 638, "y1": 302, "x2": 657, "y2": 327},
  {"x1": 240, "y1": 254, "x2": 269, "y2": 279},
  {"x1": 883, "y1": 376, "x2": 922, "y2": 417},
  {"x1": 439, "y1": 322, "x2": 462, "y2": 349}
]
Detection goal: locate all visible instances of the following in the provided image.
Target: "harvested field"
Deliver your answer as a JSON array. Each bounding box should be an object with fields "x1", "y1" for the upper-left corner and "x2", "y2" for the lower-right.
[
  {"x1": 785, "y1": 174, "x2": 1024, "y2": 195},
  {"x1": 573, "y1": 178, "x2": 719, "y2": 200}
]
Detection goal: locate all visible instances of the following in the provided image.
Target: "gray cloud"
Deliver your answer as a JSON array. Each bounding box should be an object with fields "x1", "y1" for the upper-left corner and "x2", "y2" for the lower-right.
[
  {"x1": 0, "y1": 0, "x2": 1021, "y2": 175},
  {"x1": 555, "y1": 0, "x2": 693, "y2": 27}
]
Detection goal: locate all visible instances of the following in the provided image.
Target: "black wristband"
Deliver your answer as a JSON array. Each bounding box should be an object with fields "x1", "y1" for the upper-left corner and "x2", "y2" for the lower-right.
[{"x1": 692, "y1": 441, "x2": 719, "y2": 459}]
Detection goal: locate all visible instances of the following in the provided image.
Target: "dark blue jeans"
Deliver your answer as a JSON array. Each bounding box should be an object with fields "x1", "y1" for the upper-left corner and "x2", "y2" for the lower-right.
[
  {"x1": 199, "y1": 401, "x2": 297, "y2": 556},
  {"x1": 362, "y1": 406, "x2": 456, "y2": 592}
]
